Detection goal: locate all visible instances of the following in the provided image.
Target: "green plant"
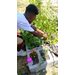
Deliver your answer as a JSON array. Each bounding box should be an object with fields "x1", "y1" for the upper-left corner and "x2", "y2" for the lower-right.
[
  {"x1": 17, "y1": 0, "x2": 58, "y2": 48},
  {"x1": 18, "y1": 29, "x2": 45, "y2": 49},
  {"x1": 29, "y1": 0, "x2": 58, "y2": 46},
  {"x1": 30, "y1": 49, "x2": 38, "y2": 59},
  {"x1": 17, "y1": 69, "x2": 23, "y2": 75},
  {"x1": 43, "y1": 46, "x2": 51, "y2": 51},
  {"x1": 36, "y1": 57, "x2": 44, "y2": 75},
  {"x1": 18, "y1": 0, "x2": 58, "y2": 49}
]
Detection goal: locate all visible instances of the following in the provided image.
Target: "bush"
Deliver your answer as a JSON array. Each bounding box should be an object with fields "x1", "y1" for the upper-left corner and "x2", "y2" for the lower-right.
[
  {"x1": 18, "y1": 29, "x2": 44, "y2": 49},
  {"x1": 18, "y1": 0, "x2": 58, "y2": 49},
  {"x1": 30, "y1": 0, "x2": 58, "y2": 45}
]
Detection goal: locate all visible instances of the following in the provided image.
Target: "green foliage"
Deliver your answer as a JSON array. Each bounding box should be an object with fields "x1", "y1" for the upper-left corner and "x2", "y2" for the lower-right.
[
  {"x1": 43, "y1": 46, "x2": 51, "y2": 51},
  {"x1": 18, "y1": 0, "x2": 58, "y2": 49},
  {"x1": 29, "y1": 0, "x2": 58, "y2": 45},
  {"x1": 18, "y1": 29, "x2": 45, "y2": 49},
  {"x1": 36, "y1": 56, "x2": 44, "y2": 74},
  {"x1": 17, "y1": 69, "x2": 22, "y2": 75},
  {"x1": 30, "y1": 49, "x2": 38, "y2": 59}
]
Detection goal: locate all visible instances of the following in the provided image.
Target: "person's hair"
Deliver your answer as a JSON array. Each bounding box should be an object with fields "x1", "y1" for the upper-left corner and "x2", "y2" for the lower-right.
[{"x1": 25, "y1": 4, "x2": 39, "y2": 15}]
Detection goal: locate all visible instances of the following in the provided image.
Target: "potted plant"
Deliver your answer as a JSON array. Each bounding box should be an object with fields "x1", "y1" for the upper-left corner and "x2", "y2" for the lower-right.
[{"x1": 29, "y1": 49, "x2": 39, "y2": 65}]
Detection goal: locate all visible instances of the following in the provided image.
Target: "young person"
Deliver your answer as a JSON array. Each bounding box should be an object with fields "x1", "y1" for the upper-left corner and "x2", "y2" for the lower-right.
[{"x1": 17, "y1": 4, "x2": 47, "y2": 56}]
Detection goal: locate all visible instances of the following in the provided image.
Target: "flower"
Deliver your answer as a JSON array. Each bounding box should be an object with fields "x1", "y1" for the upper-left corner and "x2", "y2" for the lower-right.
[
  {"x1": 36, "y1": 52, "x2": 38, "y2": 54},
  {"x1": 30, "y1": 50, "x2": 38, "y2": 59},
  {"x1": 31, "y1": 51, "x2": 33, "y2": 53},
  {"x1": 22, "y1": 45, "x2": 24, "y2": 47},
  {"x1": 32, "y1": 49, "x2": 35, "y2": 51},
  {"x1": 17, "y1": 32, "x2": 19, "y2": 35}
]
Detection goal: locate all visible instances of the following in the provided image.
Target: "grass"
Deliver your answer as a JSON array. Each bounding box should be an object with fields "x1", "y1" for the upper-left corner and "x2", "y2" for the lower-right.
[
  {"x1": 17, "y1": 56, "x2": 30, "y2": 75},
  {"x1": 17, "y1": 0, "x2": 29, "y2": 13}
]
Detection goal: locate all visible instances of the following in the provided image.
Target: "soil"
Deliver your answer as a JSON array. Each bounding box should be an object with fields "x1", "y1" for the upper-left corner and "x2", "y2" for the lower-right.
[
  {"x1": 33, "y1": 57, "x2": 39, "y2": 65},
  {"x1": 29, "y1": 54, "x2": 39, "y2": 65},
  {"x1": 40, "y1": 50, "x2": 50, "y2": 61}
]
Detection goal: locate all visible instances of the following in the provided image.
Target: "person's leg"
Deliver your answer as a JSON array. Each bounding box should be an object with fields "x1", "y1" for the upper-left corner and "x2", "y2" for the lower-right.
[
  {"x1": 17, "y1": 37, "x2": 23, "y2": 51},
  {"x1": 17, "y1": 35, "x2": 23, "y2": 39},
  {"x1": 17, "y1": 36, "x2": 26, "y2": 56},
  {"x1": 22, "y1": 39, "x2": 26, "y2": 51},
  {"x1": 17, "y1": 35, "x2": 26, "y2": 51}
]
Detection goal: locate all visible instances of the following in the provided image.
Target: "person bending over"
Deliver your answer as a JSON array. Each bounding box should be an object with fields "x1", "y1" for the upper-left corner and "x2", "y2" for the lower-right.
[{"x1": 17, "y1": 4, "x2": 47, "y2": 56}]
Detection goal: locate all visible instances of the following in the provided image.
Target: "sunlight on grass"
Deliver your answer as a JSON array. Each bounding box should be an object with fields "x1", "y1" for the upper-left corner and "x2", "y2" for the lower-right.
[{"x1": 17, "y1": 0, "x2": 29, "y2": 13}]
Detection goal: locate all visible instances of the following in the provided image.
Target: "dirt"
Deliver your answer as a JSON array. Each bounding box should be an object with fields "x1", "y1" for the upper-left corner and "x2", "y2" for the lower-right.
[
  {"x1": 30, "y1": 53, "x2": 39, "y2": 65},
  {"x1": 33, "y1": 57, "x2": 39, "y2": 65}
]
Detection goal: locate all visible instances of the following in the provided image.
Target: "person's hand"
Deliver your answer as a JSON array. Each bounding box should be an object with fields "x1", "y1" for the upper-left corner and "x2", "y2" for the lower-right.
[
  {"x1": 44, "y1": 32, "x2": 47, "y2": 34},
  {"x1": 43, "y1": 34, "x2": 47, "y2": 39}
]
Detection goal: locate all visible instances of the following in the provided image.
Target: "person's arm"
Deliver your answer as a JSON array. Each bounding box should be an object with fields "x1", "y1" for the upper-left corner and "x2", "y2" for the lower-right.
[
  {"x1": 29, "y1": 31, "x2": 42, "y2": 37},
  {"x1": 31, "y1": 25, "x2": 45, "y2": 35},
  {"x1": 30, "y1": 25, "x2": 47, "y2": 39}
]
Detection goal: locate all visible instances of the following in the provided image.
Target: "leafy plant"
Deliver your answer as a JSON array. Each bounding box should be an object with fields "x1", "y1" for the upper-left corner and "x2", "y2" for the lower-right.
[
  {"x1": 29, "y1": 0, "x2": 58, "y2": 45},
  {"x1": 30, "y1": 49, "x2": 38, "y2": 59},
  {"x1": 43, "y1": 46, "x2": 51, "y2": 51},
  {"x1": 18, "y1": 0, "x2": 58, "y2": 49},
  {"x1": 18, "y1": 29, "x2": 45, "y2": 49}
]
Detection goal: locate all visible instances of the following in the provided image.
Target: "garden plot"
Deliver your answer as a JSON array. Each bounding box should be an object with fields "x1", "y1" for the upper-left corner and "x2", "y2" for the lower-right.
[
  {"x1": 27, "y1": 50, "x2": 44, "y2": 72},
  {"x1": 27, "y1": 48, "x2": 55, "y2": 72},
  {"x1": 42, "y1": 45, "x2": 58, "y2": 66}
]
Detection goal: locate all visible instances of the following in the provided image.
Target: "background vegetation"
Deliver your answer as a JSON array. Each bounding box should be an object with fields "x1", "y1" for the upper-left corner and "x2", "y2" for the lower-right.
[{"x1": 18, "y1": 0, "x2": 58, "y2": 49}]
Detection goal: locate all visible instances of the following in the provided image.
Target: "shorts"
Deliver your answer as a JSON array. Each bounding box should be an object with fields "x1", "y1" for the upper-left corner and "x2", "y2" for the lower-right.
[{"x1": 17, "y1": 36, "x2": 23, "y2": 51}]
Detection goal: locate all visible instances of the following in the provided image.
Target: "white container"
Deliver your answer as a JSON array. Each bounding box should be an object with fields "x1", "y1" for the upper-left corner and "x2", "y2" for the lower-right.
[
  {"x1": 27, "y1": 49, "x2": 54, "y2": 72},
  {"x1": 26, "y1": 45, "x2": 43, "y2": 53}
]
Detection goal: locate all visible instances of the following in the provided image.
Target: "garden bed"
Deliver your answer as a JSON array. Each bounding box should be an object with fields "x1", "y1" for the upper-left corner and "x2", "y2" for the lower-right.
[
  {"x1": 27, "y1": 48, "x2": 54, "y2": 72},
  {"x1": 26, "y1": 41, "x2": 50, "y2": 53},
  {"x1": 26, "y1": 45, "x2": 42, "y2": 53},
  {"x1": 42, "y1": 45, "x2": 58, "y2": 66},
  {"x1": 40, "y1": 50, "x2": 50, "y2": 61},
  {"x1": 27, "y1": 50, "x2": 43, "y2": 72},
  {"x1": 26, "y1": 43, "x2": 58, "y2": 72},
  {"x1": 33, "y1": 58, "x2": 39, "y2": 65},
  {"x1": 29, "y1": 53, "x2": 39, "y2": 65}
]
